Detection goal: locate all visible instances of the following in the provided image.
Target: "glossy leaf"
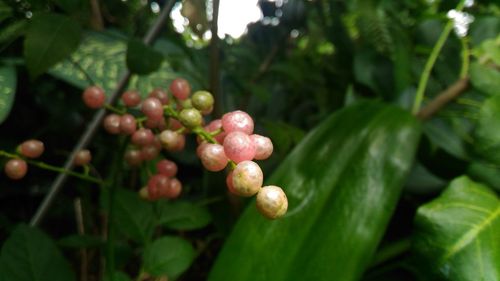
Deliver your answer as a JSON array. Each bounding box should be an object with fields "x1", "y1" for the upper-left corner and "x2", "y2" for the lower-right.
[
  {"x1": 126, "y1": 38, "x2": 164, "y2": 75},
  {"x1": 413, "y1": 176, "x2": 500, "y2": 280},
  {"x1": 24, "y1": 13, "x2": 81, "y2": 78},
  {"x1": 474, "y1": 94, "x2": 500, "y2": 165},
  {"x1": 0, "y1": 224, "x2": 76, "y2": 281},
  {"x1": 158, "y1": 201, "x2": 212, "y2": 231},
  {"x1": 143, "y1": 236, "x2": 196, "y2": 279},
  {"x1": 469, "y1": 62, "x2": 500, "y2": 96},
  {"x1": 58, "y1": 234, "x2": 104, "y2": 248},
  {"x1": 209, "y1": 101, "x2": 421, "y2": 281},
  {"x1": 0, "y1": 65, "x2": 16, "y2": 124}
]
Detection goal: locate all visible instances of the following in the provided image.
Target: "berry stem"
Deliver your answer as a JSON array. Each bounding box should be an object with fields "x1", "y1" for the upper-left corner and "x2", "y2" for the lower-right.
[
  {"x1": 0, "y1": 150, "x2": 103, "y2": 184},
  {"x1": 104, "y1": 103, "x2": 126, "y2": 115},
  {"x1": 163, "y1": 105, "x2": 179, "y2": 119}
]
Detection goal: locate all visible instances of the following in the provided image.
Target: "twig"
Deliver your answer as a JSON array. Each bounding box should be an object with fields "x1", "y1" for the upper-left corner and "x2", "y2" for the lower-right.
[
  {"x1": 30, "y1": 0, "x2": 177, "y2": 227},
  {"x1": 416, "y1": 77, "x2": 469, "y2": 120},
  {"x1": 89, "y1": 0, "x2": 104, "y2": 30},
  {"x1": 210, "y1": 0, "x2": 222, "y2": 117},
  {"x1": 74, "y1": 198, "x2": 88, "y2": 281}
]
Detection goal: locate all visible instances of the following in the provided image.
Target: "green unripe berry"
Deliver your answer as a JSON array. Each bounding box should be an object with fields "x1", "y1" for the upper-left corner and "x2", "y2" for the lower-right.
[
  {"x1": 192, "y1": 91, "x2": 214, "y2": 111},
  {"x1": 179, "y1": 108, "x2": 202, "y2": 128},
  {"x1": 180, "y1": 98, "x2": 193, "y2": 109}
]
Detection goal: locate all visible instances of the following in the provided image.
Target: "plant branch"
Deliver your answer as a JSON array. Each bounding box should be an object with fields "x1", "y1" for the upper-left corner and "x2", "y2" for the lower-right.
[
  {"x1": 29, "y1": 0, "x2": 177, "y2": 227},
  {"x1": 89, "y1": 0, "x2": 104, "y2": 30},
  {"x1": 416, "y1": 77, "x2": 469, "y2": 120}
]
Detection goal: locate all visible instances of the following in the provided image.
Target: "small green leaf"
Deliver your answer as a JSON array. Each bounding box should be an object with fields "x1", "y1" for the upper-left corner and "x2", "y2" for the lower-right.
[
  {"x1": 158, "y1": 201, "x2": 212, "y2": 230},
  {"x1": 0, "y1": 65, "x2": 16, "y2": 124},
  {"x1": 24, "y1": 13, "x2": 81, "y2": 78},
  {"x1": 474, "y1": 94, "x2": 500, "y2": 164},
  {"x1": 0, "y1": 20, "x2": 28, "y2": 44},
  {"x1": 469, "y1": 62, "x2": 500, "y2": 96},
  {"x1": 113, "y1": 189, "x2": 155, "y2": 243},
  {"x1": 0, "y1": 224, "x2": 76, "y2": 281},
  {"x1": 143, "y1": 236, "x2": 196, "y2": 279},
  {"x1": 126, "y1": 38, "x2": 164, "y2": 75},
  {"x1": 103, "y1": 271, "x2": 132, "y2": 281},
  {"x1": 58, "y1": 234, "x2": 104, "y2": 248},
  {"x1": 413, "y1": 176, "x2": 500, "y2": 280}
]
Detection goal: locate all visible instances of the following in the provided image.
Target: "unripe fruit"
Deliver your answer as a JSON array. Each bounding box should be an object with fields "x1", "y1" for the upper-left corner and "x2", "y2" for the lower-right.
[
  {"x1": 138, "y1": 187, "x2": 149, "y2": 200},
  {"x1": 204, "y1": 119, "x2": 226, "y2": 143},
  {"x1": 231, "y1": 161, "x2": 263, "y2": 197},
  {"x1": 121, "y1": 90, "x2": 141, "y2": 107},
  {"x1": 73, "y1": 149, "x2": 92, "y2": 166},
  {"x1": 223, "y1": 131, "x2": 256, "y2": 163},
  {"x1": 141, "y1": 144, "x2": 160, "y2": 161},
  {"x1": 149, "y1": 88, "x2": 169, "y2": 105},
  {"x1": 169, "y1": 78, "x2": 191, "y2": 100},
  {"x1": 159, "y1": 130, "x2": 185, "y2": 151},
  {"x1": 192, "y1": 91, "x2": 214, "y2": 111},
  {"x1": 119, "y1": 114, "x2": 137, "y2": 135},
  {"x1": 226, "y1": 171, "x2": 237, "y2": 195},
  {"x1": 103, "y1": 114, "x2": 121, "y2": 134},
  {"x1": 82, "y1": 86, "x2": 106, "y2": 109},
  {"x1": 148, "y1": 174, "x2": 170, "y2": 200},
  {"x1": 168, "y1": 118, "x2": 183, "y2": 130},
  {"x1": 4, "y1": 159, "x2": 28, "y2": 180},
  {"x1": 251, "y1": 134, "x2": 273, "y2": 160},
  {"x1": 221, "y1": 110, "x2": 254, "y2": 134},
  {"x1": 131, "y1": 128, "x2": 155, "y2": 146},
  {"x1": 141, "y1": 97, "x2": 164, "y2": 121},
  {"x1": 164, "y1": 177, "x2": 182, "y2": 199},
  {"x1": 256, "y1": 185, "x2": 288, "y2": 219},
  {"x1": 199, "y1": 143, "x2": 228, "y2": 172},
  {"x1": 156, "y1": 159, "x2": 177, "y2": 177},
  {"x1": 179, "y1": 108, "x2": 202, "y2": 128},
  {"x1": 125, "y1": 149, "x2": 143, "y2": 166},
  {"x1": 19, "y1": 139, "x2": 44, "y2": 159}
]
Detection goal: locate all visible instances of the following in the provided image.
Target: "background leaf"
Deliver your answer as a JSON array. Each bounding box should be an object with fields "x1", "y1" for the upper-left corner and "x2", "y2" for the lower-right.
[
  {"x1": 474, "y1": 94, "x2": 500, "y2": 165},
  {"x1": 143, "y1": 236, "x2": 196, "y2": 279},
  {"x1": 413, "y1": 176, "x2": 500, "y2": 280},
  {"x1": 0, "y1": 65, "x2": 16, "y2": 124},
  {"x1": 158, "y1": 201, "x2": 212, "y2": 231},
  {"x1": 126, "y1": 38, "x2": 164, "y2": 75},
  {"x1": 469, "y1": 62, "x2": 500, "y2": 96}
]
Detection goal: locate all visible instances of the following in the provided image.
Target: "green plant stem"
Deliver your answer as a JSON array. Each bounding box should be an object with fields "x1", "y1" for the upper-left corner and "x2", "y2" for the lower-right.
[
  {"x1": 460, "y1": 36, "x2": 470, "y2": 78},
  {"x1": 104, "y1": 104, "x2": 126, "y2": 115},
  {"x1": 370, "y1": 237, "x2": 411, "y2": 268},
  {"x1": 0, "y1": 150, "x2": 102, "y2": 184}
]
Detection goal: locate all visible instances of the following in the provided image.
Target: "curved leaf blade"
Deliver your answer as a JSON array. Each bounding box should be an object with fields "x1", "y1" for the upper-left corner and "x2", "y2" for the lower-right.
[
  {"x1": 143, "y1": 236, "x2": 196, "y2": 279},
  {"x1": 474, "y1": 94, "x2": 500, "y2": 165},
  {"x1": 113, "y1": 189, "x2": 155, "y2": 243},
  {"x1": 158, "y1": 201, "x2": 212, "y2": 231},
  {"x1": 0, "y1": 65, "x2": 16, "y2": 124}
]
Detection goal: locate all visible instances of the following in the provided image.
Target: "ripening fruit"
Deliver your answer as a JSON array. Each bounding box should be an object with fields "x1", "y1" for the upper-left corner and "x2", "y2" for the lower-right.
[
  {"x1": 199, "y1": 143, "x2": 228, "y2": 172},
  {"x1": 231, "y1": 161, "x2": 263, "y2": 197},
  {"x1": 156, "y1": 159, "x2": 178, "y2": 177},
  {"x1": 73, "y1": 149, "x2": 92, "y2": 166},
  {"x1": 4, "y1": 159, "x2": 28, "y2": 180},
  {"x1": 192, "y1": 91, "x2": 214, "y2": 111},
  {"x1": 125, "y1": 149, "x2": 143, "y2": 166},
  {"x1": 223, "y1": 131, "x2": 256, "y2": 163},
  {"x1": 168, "y1": 118, "x2": 183, "y2": 130},
  {"x1": 138, "y1": 187, "x2": 149, "y2": 200},
  {"x1": 163, "y1": 177, "x2": 182, "y2": 199},
  {"x1": 147, "y1": 174, "x2": 170, "y2": 200},
  {"x1": 141, "y1": 97, "x2": 164, "y2": 121},
  {"x1": 141, "y1": 144, "x2": 160, "y2": 161},
  {"x1": 256, "y1": 185, "x2": 288, "y2": 219},
  {"x1": 103, "y1": 114, "x2": 121, "y2": 134},
  {"x1": 179, "y1": 108, "x2": 202, "y2": 128},
  {"x1": 19, "y1": 139, "x2": 44, "y2": 159},
  {"x1": 121, "y1": 90, "x2": 141, "y2": 107},
  {"x1": 169, "y1": 78, "x2": 191, "y2": 100},
  {"x1": 221, "y1": 110, "x2": 254, "y2": 134},
  {"x1": 226, "y1": 171, "x2": 237, "y2": 195},
  {"x1": 149, "y1": 88, "x2": 169, "y2": 105},
  {"x1": 119, "y1": 114, "x2": 137, "y2": 135},
  {"x1": 159, "y1": 130, "x2": 185, "y2": 151},
  {"x1": 131, "y1": 128, "x2": 155, "y2": 146},
  {"x1": 251, "y1": 134, "x2": 273, "y2": 160},
  {"x1": 204, "y1": 119, "x2": 226, "y2": 143},
  {"x1": 82, "y1": 86, "x2": 106, "y2": 109}
]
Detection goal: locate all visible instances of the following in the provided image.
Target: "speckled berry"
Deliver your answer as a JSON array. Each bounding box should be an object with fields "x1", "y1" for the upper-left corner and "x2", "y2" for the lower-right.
[{"x1": 256, "y1": 185, "x2": 288, "y2": 219}]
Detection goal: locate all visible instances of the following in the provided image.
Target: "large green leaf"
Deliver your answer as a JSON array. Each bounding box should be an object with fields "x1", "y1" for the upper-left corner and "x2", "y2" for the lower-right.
[
  {"x1": 474, "y1": 94, "x2": 500, "y2": 165},
  {"x1": 24, "y1": 13, "x2": 82, "y2": 78},
  {"x1": 158, "y1": 201, "x2": 212, "y2": 231},
  {"x1": 126, "y1": 38, "x2": 164, "y2": 75},
  {"x1": 0, "y1": 224, "x2": 76, "y2": 281},
  {"x1": 143, "y1": 236, "x2": 196, "y2": 279},
  {"x1": 209, "y1": 101, "x2": 421, "y2": 281},
  {"x1": 0, "y1": 65, "x2": 16, "y2": 124},
  {"x1": 413, "y1": 176, "x2": 500, "y2": 280},
  {"x1": 469, "y1": 62, "x2": 500, "y2": 96}
]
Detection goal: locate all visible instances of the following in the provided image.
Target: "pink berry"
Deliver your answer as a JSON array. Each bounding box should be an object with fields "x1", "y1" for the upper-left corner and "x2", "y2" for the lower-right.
[
  {"x1": 4, "y1": 159, "x2": 28, "y2": 180},
  {"x1": 141, "y1": 97, "x2": 164, "y2": 121},
  {"x1": 103, "y1": 114, "x2": 121, "y2": 134},
  {"x1": 251, "y1": 134, "x2": 273, "y2": 160},
  {"x1": 131, "y1": 128, "x2": 155, "y2": 146},
  {"x1": 169, "y1": 78, "x2": 191, "y2": 100},
  {"x1": 141, "y1": 144, "x2": 160, "y2": 161},
  {"x1": 223, "y1": 131, "x2": 256, "y2": 163},
  {"x1": 19, "y1": 139, "x2": 44, "y2": 159},
  {"x1": 82, "y1": 86, "x2": 106, "y2": 109},
  {"x1": 205, "y1": 119, "x2": 226, "y2": 143},
  {"x1": 221, "y1": 110, "x2": 254, "y2": 134},
  {"x1": 196, "y1": 142, "x2": 209, "y2": 158},
  {"x1": 256, "y1": 185, "x2": 288, "y2": 219},
  {"x1": 73, "y1": 149, "x2": 92, "y2": 166},
  {"x1": 159, "y1": 130, "x2": 185, "y2": 151},
  {"x1": 156, "y1": 159, "x2": 177, "y2": 177},
  {"x1": 231, "y1": 160, "x2": 263, "y2": 197},
  {"x1": 149, "y1": 88, "x2": 169, "y2": 105},
  {"x1": 163, "y1": 177, "x2": 182, "y2": 199},
  {"x1": 120, "y1": 114, "x2": 137, "y2": 135},
  {"x1": 199, "y1": 143, "x2": 228, "y2": 172},
  {"x1": 121, "y1": 90, "x2": 141, "y2": 107},
  {"x1": 125, "y1": 149, "x2": 143, "y2": 166},
  {"x1": 148, "y1": 174, "x2": 170, "y2": 200},
  {"x1": 226, "y1": 171, "x2": 237, "y2": 195},
  {"x1": 168, "y1": 118, "x2": 183, "y2": 130}
]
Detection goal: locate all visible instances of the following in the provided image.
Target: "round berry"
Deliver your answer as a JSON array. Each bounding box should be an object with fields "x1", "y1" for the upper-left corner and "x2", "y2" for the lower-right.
[
  {"x1": 73, "y1": 149, "x2": 92, "y2": 166},
  {"x1": 121, "y1": 90, "x2": 141, "y2": 107},
  {"x1": 159, "y1": 130, "x2": 184, "y2": 151},
  {"x1": 131, "y1": 128, "x2": 155, "y2": 146},
  {"x1": 138, "y1": 187, "x2": 149, "y2": 200},
  {"x1": 103, "y1": 114, "x2": 121, "y2": 134},
  {"x1": 204, "y1": 119, "x2": 226, "y2": 143},
  {"x1": 164, "y1": 178, "x2": 182, "y2": 199},
  {"x1": 226, "y1": 171, "x2": 237, "y2": 195},
  {"x1": 4, "y1": 159, "x2": 28, "y2": 180},
  {"x1": 221, "y1": 110, "x2": 254, "y2": 134},
  {"x1": 192, "y1": 91, "x2": 214, "y2": 111},
  {"x1": 148, "y1": 174, "x2": 170, "y2": 200},
  {"x1": 231, "y1": 161, "x2": 263, "y2": 197},
  {"x1": 19, "y1": 139, "x2": 44, "y2": 159},
  {"x1": 199, "y1": 143, "x2": 228, "y2": 172},
  {"x1": 169, "y1": 78, "x2": 191, "y2": 100},
  {"x1": 156, "y1": 159, "x2": 177, "y2": 177},
  {"x1": 149, "y1": 88, "x2": 169, "y2": 105},
  {"x1": 82, "y1": 86, "x2": 106, "y2": 109},
  {"x1": 251, "y1": 134, "x2": 273, "y2": 160},
  {"x1": 223, "y1": 131, "x2": 256, "y2": 163},
  {"x1": 141, "y1": 97, "x2": 164, "y2": 121},
  {"x1": 179, "y1": 108, "x2": 202, "y2": 128},
  {"x1": 168, "y1": 118, "x2": 183, "y2": 130},
  {"x1": 141, "y1": 144, "x2": 160, "y2": 161},
  {"x1": 119, "y1": 114, "x2": 137, "y2": 135},
  {"x1": 125, "y1": 149, "x2": 143, "y2": 166},
  {"x1": 256, "y1": 185, "x2": 288, "y2": 219}
]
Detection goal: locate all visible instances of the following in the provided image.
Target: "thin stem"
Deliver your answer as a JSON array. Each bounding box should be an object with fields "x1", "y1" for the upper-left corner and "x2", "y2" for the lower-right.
[
  {"x1": 460, "y1": 36, "x2": 470, "y2": 79},
  {"x1": 69, "y1": 57, "x2": 97, "y2": 86},
  {"x1": 416, "y1": 78, "x2": 469, "y2": 120},
  {"x1": 104, "y1": 103, "x2": 126, "y2": 115},
  {"x1": 457, "y1": 97, "x2": 481, "y2": 107},
  {"x1": 0, "y1": 151, "x2": 102, "y2": 184},
  {"x1": 370, "y1": 237, "x2": 411, "y2": 268}
]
